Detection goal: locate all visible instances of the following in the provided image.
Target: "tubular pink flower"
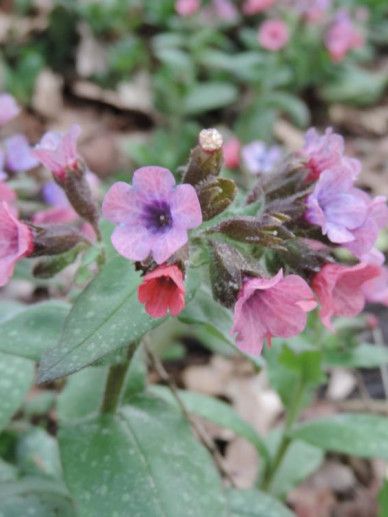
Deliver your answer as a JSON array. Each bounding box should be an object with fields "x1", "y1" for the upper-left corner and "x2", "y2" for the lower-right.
[
  {"x1": 231, "y1": 270, "x2": 317, "y2": 355},
  {"x1": 325, "y1": 10, "x2": 364, "y2": 62},
  {"x1": 33, "y1": 124, "x2": 81, "y2": 182},
  {"x1": 138, "y1": 264, "x2": 185, "y2": 318},
  {"x1": 305, "y1": 167, "x2": 369, "y2": 245},
  {"x1": 212, "y1": 0, "x2": 239, "y2": 21},
  {"x1": 0, "y1": 202, "x2": 33, "y2": 287},
  {"x1": 4, "y1": 134, "x2": 39, "y2": 172},
  {"x1": 175, "y1": 0, "x2": 200, "y2": 16},
  {"x1": 300, "y1": 127, "x2": 360, "y2": 182},
  {"x1": 243, "y1": 0, "x2": 275, "y2": 15},
  {"x1": 312, "y1": 262, "x2": 380, "y2": 330},
  {"x1": 223, "y1": 138, "x2": 241, "y2": 169},
  {"x1": 0, "y1": 93, "x2": 20, "y2": 126},
  {"x1": 102, "y1": 166, "x2": 202, "y2": 264},
  {"x1": 258, "y1": 19, "x2": 290, "y2": 51}
]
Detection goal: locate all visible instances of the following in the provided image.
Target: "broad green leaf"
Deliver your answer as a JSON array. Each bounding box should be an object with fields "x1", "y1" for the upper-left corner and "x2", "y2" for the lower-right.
[
  {"x1": 264, "y1": 92, "x2": 310, "y2": 127},
  {"x1": 0, "y1": 459, "x2": 17, "y2": 483},
  {"x1": 16, "y1": 428, "x2": 62, "y2": 480},
  {"x1": 0, "y1": 301, "x2": 23, "y2": 323},
  {"x1": 184, "y1": 82, "x2": 238, "y2": 114},
  {"x1": 227, "y1": 488, "x2": 294, "y2": 516},
  {"x1": 292, "y1": 414, "x2": 388, "y2": 459},
  {"x1": 151, "y1": 386, "x2": 270, "y2": 463},
  {"x1": 0, "y1": 478, "x2": 75, "y2": 517},
  {"x1": 59, "y1": 395, "x2": 227, "y2": 516},
  {"x1": 38, "y1": 258, "x2": 165, "y2": 383},
  {"x1": 0, "y1": 302, "x2": 69, "y2": 360},
  {"x1": 265, "y1": 429, "x2": 323, "y2": 498},
  {"x1": 323, "y1": 344, "x2": 388, "y2": 368},
  {"x1": 279, "y1": 347, "x2": 325, "y2": 386},
  {"x1": 0, "y1": 353, "x2": 34, "y2": 432},
  {"x1": 57, "y1": 367, "x2": 108, "y2": 422}
]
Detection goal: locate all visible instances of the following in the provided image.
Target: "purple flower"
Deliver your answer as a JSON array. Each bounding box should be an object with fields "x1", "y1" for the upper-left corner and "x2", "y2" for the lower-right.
[
  {"x1": 42, "y1": 181, "x2": 69, "y2": 207},
  {"x1": 301, "y1": 127, "x2": 360, "y2": 182},
  {"x1": 0, "y1": 94, "x2": 20, "y2": 126},
  {"x1": 306, "y1": 167, "x2": 369, "y2": 244},
  {"x1": 4, "y1": 134, "x2": 39, "y2": 172},
  {"x1": 344, "y1": 194, "x2": 388, "y2": 259},
  {"x1": 102, "y1": 166, "x2": 202, "y2": 264},
  {"x1": 241, "y1": 141, "x2": 282, "y2": 175},
  {"x1": 34, "y1": 124, "x2": 81, "y2": 182}
]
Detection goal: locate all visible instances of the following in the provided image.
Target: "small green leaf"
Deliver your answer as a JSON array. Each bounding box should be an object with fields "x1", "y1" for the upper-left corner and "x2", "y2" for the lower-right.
[
  {"x1": 184, "y1": 82, "x2": 238, "y2": 114},
  {"x1": 0, "y1": 353, "x2": 34, "y2": 432},
  {"x1": 227, "y1": 488, "x2": 294, "y2": 516},
  {"x1": 16, "y1": 428, "x2": 62, "y2": 480},
  {"x1": 59, "y1": 395, "x2": 227, "y2": 516},
  {"x1": 38, "y1": 258, "x2": 165, "y2": 383},
  {"x1": 378, "y1": 479, "x2": 388, "y2": 517},
  {"x1": 292, "y1": 414, "x2": 388, "y2": 459},
  {"x1": 323, "y1": 343, "x2": 388, "y2": 368},
  {"x1": 151, "y1": 385, "x2": 270, "y2": 463},
  {"x1": 0, "y1": 302, "x2": 69, "y2": 360}
]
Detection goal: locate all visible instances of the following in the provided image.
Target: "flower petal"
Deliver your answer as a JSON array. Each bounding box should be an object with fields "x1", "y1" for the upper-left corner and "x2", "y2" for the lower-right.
[
  {"x1": 111, "y1": 224, "x2": 151, "y2": 262},
  {"x1": 170, "y1": 184, "x2": 202, "y2": 229}
]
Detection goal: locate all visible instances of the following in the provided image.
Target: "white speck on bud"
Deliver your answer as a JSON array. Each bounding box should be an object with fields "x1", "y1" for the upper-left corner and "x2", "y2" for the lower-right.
[{"x1": 199, "y1": 128, "x2": 223, "y2": 152}]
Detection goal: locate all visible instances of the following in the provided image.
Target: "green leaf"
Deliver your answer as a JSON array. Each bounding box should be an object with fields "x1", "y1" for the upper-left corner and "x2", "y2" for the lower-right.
[
  {"x1": 16, "y1": 428, "x2": 62, "y2": 480},
  {"x1": 151, "y1": 385, "x2": 270, "y2": 463},
  {"x1": 0, "y1": 459, "x2": 17, "y2": 483},
  {"x1": 59, "y1": 395, "x2": 227, "y2": 516},
  {"x1": 323, "y1": 344, "x2": 388, "y2": 368},
  {"x1": 292, "y1": 414, "x2": 388, "y2": 459},
  {"x1": 227, "y1": 488, "x2": 294, "y2": 516},
  {"x1": 264, "y1": 92, "x2": 310, "y2": 127},
  {"x1": 378, "y1": 479, "x2": 388, "y2": 517},
  {"x1": 184, "y1": 82, "x2": 238, "y2": 114},
  {"x1": 57, "y1": 367, "x2": 108, "y2": 423},
  {"x1": 279, "y1": 346, "x2": 325, "y2": 386},
  {"x1": 0, "y1": 302, "x2": 69, "y2": 360},
  {"x1": 38, "y1": 258, "x2": 165, "y2": 383},
  {"x1": 265, "y1": 429, "x2": 323, "y2": 498},
  {"x1": 320, "y1": 65, "x2": 388, "y2": 106},
  {"x1": 0, "y1": 478, "x2": 75, "y2": 517},
  {"x1": 0, "y1": 353, "x2": 34, "y2": 432}
]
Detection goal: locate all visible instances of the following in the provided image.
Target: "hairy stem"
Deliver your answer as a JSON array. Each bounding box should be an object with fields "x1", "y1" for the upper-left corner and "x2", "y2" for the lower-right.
[
  {"x1": 260, "y1": 378, "x2": 306, "y2": 490},
  {"x1": 100, "y1": 343, "x2": 137, "y2": 414}
]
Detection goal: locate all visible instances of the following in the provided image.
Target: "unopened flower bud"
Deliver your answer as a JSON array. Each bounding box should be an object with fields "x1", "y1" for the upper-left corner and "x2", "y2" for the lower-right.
[
  {"x1": 29, "y1": 224, "x2": 89, "y2": 257},
  {"x1": 197, "y1": 177, "x2": 236, "y2": 221},
  {"x1": 199, "y1": 128, "x2": 223, "y2": 153}
]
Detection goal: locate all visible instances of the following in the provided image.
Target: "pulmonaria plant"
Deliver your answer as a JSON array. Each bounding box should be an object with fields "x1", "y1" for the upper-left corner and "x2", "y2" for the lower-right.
[{"x1": 258, "y1": 19, "x2": 290, "y2": 51}]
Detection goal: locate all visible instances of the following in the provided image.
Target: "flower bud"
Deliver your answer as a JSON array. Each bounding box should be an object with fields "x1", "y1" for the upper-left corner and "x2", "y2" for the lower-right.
[
  {"x1": 183, "y1": 129, "x2": 223, "y2": 186},
  {"x1": 209, "y1": 242, "x2": 261, "y2": 308},
  {"x1": 33, "y1": 242, "x2": 87, "y2": 279},
  {"x1": 211, "y1": 216, "x2": 284, "y2": 247},
  {"x1": 197, "y1": 177, "x2": 236, "y2": 221},
  {"x1": 29, "y1": 224, "x2": 89, "y2": 257}
]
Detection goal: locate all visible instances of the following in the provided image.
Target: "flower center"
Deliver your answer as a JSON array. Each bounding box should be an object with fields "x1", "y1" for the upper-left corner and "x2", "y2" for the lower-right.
[{"x1": 143, "y1": 200, "x2": 173, "y2": 234}]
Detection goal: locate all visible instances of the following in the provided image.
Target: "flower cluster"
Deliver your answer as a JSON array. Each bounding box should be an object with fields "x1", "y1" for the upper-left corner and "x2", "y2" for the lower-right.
[
  {"x1": 174, "y1": 0, "x2": 364, "y2": 62},
  {"x1": 1, "y1": 92, "x2": 386, "y2": 361}
]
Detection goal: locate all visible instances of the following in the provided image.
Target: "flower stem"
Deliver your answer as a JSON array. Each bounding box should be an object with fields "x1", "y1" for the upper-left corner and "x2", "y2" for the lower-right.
[
  {"x1": 260, "y1": 378, "x2": 306, "y2": 491},
  {"x1": 100, "y1": 343, "x2": 137, "y2": 414}
]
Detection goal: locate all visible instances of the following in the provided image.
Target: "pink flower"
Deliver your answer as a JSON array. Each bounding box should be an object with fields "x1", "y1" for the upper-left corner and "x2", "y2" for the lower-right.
[
  {"x1": 297, "y1": 0, "x2": 331, "y2": 24},
  {"x1": 258, "y1": 19, "x2": 290, "y2": 51},
  {"x1": 363, "y1": 266, "x2": 388, "y2": 306},
  {"x1": 300, "y1": 127, "x2": 360, "y2": 182},
  {"x1": 212, "y1": 0, "x2": 239, "y2": 22},
  {"x1": 175, "y1": 0, "x2": 200, "y2": 16},
  {"x1": 0, "y1": 202, "x2": 33, "y2": 287},
  {"x1": 325, "y1": 11, "x2": 364, "y2": 62},
  {"x1": 138, "y1": 264, "x2": 185, "y2": 318},
  {"x1": 0, "y1": 181, "x2": 17, "y2": 214},
  {"x1": 0, "y1": 93, "x2": 20, "y2": 126},
  {"x1": 102, "y1": 166, "x2": 202, "y2": 264},
  {"x1": 305, "y1": 167, "x2": 369, "y2": 245},
  {"x1": 223, "y1": 138, "x2": 241, "y2": 169},
  {"x1": 312, "y1": 262, "x2": 380, "y2": 329},
  {"x1": 231, "y1": 270, "x2": 317, "y2": 355},
  {"x1": 243, "y1": 0, "x2": 275, "y2": 15},
  {"x1": 4, "y1": 134, "x2": 39, "y2": 172},
  {"x1": 344, "y1": 195, "x2": 388, "y2": 259},
  {"x1": 33, "y1": 124, "x2": 81, "y2": 182}
]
